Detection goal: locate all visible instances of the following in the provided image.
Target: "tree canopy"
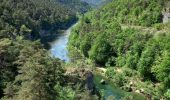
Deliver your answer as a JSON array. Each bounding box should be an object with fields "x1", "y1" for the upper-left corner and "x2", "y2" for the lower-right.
[{"x1": 68, "y1": 0, "x2": 170, "y2": 99}]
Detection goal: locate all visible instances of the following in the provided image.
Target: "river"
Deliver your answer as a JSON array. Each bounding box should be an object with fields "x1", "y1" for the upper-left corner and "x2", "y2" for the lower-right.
[
  {"x1": 48, "y1": 23, "x2": 145, "y2": 100},
  {"x1": 49, "y1": 23, "x2": 77, "y2": 62}
]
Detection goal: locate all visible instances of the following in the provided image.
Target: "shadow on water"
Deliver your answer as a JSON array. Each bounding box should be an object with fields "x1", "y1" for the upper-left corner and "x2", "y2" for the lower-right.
[
  {"x1": 41, "y1": 35, "x2": 58, "y2": 49},
  {"x1": 41, "y1": 18, "x2": 78, "y2": 50}
]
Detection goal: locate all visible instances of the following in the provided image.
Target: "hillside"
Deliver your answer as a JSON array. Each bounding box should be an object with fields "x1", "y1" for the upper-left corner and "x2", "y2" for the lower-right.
[
  {"x1": 1, "y1": 0, "x2": 170, "y2": 99},
  {"x1": 81, "y1": 0, "x2": 112, "y2": 8},
  {"x1": 0, "y1": 0, "x2": 78, "y2": 40},
  {"x1": 68, "y1": 0, "x2": 170, "y2": 99},
  {"x1": 0, "y1": 0, "x2": 90, "y2": 99},
  {"x1": 56, "y1": 0, "x2": 90, "y2": 13}
]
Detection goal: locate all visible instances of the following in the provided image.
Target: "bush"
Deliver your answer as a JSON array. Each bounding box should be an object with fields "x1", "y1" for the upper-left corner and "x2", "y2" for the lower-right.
[
  {"x1": 105, "y1": 67, "x2": 116, "y2": 78},
  {"x1": 54, "y1": 84, "x2": 75, "y2": 100},
  {"x1": 153, "y1": 23, "x2": 165, "y2": 30},
  {"x1": 112, "y1": 73, "x2": 127, "y2": 87},
  {"x1": 164, "y1": 89, "x2": 170, "y2": 99},
  {"x1": 89, "y1": 33, "x2": 112, "y2": 65}
]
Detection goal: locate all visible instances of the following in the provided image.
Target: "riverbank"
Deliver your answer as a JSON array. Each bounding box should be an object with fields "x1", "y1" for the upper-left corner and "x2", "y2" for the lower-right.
[
  {"x1": 48, "y1": 23, "x2": 78, "y2": 62},
  {"x1": 93, "y1": 67, "x2": 146, "y2": 100},
  {"x1": 63, "y1": 66, "x2": 145, "y2": 100},
  {"x1": 41, "y1": 18, "x2": 78, "y2": 49},
  {"x1": 48, "y1": 21, "x2": 146, "y2": 99}
]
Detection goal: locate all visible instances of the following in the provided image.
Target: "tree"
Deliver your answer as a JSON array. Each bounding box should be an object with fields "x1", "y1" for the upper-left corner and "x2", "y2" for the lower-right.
[
  {"x1": 15, "y1": 50, "x2": 64, "y2": 100},
  {"x1": 89, "y1": 33, "x2": 112, "y2": 65},
  {"x1": 0, "y1": 38, "x2": 18, "y2": 98},
  {"x1": 152, "y1": 51, "x2": 170, "y2": 89}
]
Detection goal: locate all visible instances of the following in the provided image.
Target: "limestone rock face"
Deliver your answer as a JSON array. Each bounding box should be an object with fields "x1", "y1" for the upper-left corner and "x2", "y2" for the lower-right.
[
  {"x1": 163, "y1": 13, "x2": 170, "y2": 23},
  {"x1": 64, "y1": 68, "x2": 101, "y2": 99},
  {"x1": 163, "y1": 1, "x2": 170, "y2": 23},
  {"x1": 65, "y1": 68, "x2": 95, "y2": 91}
]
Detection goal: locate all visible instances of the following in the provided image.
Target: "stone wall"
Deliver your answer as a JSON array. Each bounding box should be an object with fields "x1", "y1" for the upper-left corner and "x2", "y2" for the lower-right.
[
  {"x1": 163, "y1": 13, "x2": 170, "y2": 23},
  {"x1": 163, "y1": 1, "x2": 170, "y2": 23}
]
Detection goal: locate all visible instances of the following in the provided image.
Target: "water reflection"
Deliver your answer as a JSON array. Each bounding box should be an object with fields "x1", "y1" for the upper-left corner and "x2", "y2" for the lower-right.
[{"x1": 49, "y1": 24, "x2": 76, "y2": 62}]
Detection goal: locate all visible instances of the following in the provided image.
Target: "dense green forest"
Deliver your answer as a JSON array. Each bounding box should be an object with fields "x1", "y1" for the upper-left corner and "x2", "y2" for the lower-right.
[
  {"x1": 57, "y1": 0, "x2": 90, "y2": 13},
  {"x1": 0, "y1": 0, "x2": 92, "y2": 99},
  {"x1": 1, "y1": 0, "x2": 170, "y2": 99},
  {"x1": 68, "y1": 0, "x2": 170, "y2": 99},
  {"x1": 81, "y1": 0, "x2": 112, "y2": 8},
  {"x1": 0, "y1": 0, "x2": 90, "y2": 40}
]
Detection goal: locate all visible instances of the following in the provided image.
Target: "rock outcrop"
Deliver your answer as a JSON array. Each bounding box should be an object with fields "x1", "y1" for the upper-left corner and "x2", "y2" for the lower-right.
[
  {"x1": 65, "y1": 68, "x2": 95, "y2": 91},
  {"x1": 86, "y1": 71, "x2": 95, "y2": 92},
  {"x1": 100, "y1": 79, "x2": 106, "y2": 85},
  {"x1": 65, "y1": 68, "x2": 101, "y2": 99}
]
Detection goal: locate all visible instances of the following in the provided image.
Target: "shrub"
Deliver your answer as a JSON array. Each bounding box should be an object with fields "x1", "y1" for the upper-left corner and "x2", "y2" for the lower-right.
[{"x1": 105, "y1": 67, "x2": 116, "y2": 78}]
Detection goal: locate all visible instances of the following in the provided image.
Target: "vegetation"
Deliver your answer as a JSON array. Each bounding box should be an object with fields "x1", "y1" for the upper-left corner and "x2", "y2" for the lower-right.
[
  {"x1": 57, "y1": 0, "x2": 90, "y2": 13},
  {"x1": 0, "y1": 0, "x2": 92, "y2": 99},
  {"x1": 81, "y1": 0, "x2": 112, "y2": 8},
  {"x1": 0, "y1": 0, "x2": 74, "y2": 39},
  {"x1": 1, "y1": 0, "x2": 170, "y2": 99},
  {"x1": 88, "y1": 0, "x2": 165, "y2": 26},
  {"x1": 68, "y1": 0, "x2": 170, "y2": 99}
]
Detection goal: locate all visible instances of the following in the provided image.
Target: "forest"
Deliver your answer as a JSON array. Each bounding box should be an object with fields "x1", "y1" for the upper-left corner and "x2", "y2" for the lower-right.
[
  {"x1": 0, "y1": 0, "x2": 170, "y2": 100},
  {"x1": 0, "y1": 0, "x2": 91, "y2": 99},
  {"x1": 81, "y1": 0, "x2": 112, "y2": 8},
  {"x1": 68, "y1": 0, "x2": 170, "y2": 99}
]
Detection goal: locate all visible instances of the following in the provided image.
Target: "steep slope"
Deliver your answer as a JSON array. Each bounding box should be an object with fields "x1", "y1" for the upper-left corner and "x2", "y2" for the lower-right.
[
  {"x1": 82, "y1": 0, "x2": 112, "y2": 8},
  {"x1": 68, "y1": 0, "x2": 170, "y2": 99},
  {"x1": 0, "y1": 0, "x2": 90, "y2": 99},
  {"x1": 56, "y1": 0, "x2": 90, "y2": 13},
  {"x1": 97, "y1": 0, "x2": 164, "y2": 26},
  {"x1": 0, "y1": 0, "x2": 78, "y2": 40}
]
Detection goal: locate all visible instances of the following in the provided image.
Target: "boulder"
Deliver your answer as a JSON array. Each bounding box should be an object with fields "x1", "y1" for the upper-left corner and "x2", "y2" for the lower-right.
[
  {"x1": 140, "y1": 88, "x2": 145, "y2": 93},
  {"x1": 86, "y1": 71, "x2": 95, "y2": 91},
  {"x1": 100, "y1": 79, "x2": 106, "y2": 85},
  {"x1": 135, "y1": 90, "x2": 140, "y2": 93}
]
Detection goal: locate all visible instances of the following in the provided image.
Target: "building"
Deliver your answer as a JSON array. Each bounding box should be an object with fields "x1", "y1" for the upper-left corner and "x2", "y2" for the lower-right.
[
  {"x1": 163, "y1": 12, "x2": 170, "y2": 23},
  {"x1": 163, "y1": 1, "x2": 170, "y2": 23}
]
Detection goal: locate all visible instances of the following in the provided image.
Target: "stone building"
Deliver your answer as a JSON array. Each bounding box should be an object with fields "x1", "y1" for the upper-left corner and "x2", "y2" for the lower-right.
[{"x1": 163, "y1": 1, "x2": 170, "y2": 23}]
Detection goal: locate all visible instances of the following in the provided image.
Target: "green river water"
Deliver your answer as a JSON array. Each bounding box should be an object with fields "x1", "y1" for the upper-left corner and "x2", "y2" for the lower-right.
[
  {"x1": 94, "y1": 74, "x2": 145, "y2": 100},
  {"x1": 49, "y1": 23, "x2": 145, "y2": 100}
]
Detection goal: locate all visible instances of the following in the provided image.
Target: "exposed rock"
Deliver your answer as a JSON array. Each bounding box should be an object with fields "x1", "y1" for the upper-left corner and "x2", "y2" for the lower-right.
[
  {"x1": 65, "y1": 68, "x2": 101, "y2": 98},
  {"x1": 135, "y1": 90, "x2": 140, "y2": 93},
  {"x1": 86, "y1": 71, "x2": 95, "y2": 92},
  {"x1": 96, "y1": 67, "x2": 107, "y2": 74},
  {"x1": 100, "y1": 79, "x2": 106, "y2": 85},
  {"x1": 122, "y1": 85, "x2": 133, "y2": 92},
  {"x1": 163, "y1": 2, "x2": 170, "y2": 23},
  {"x1": 163, "y1": 12, "x2": 170, "y2": 23},
  {"x1": 140, "y1": 88, "x2": 145, "y2": 93},
  {"x1": 65, "y1": 68, "x2": 95, "y2": 90},
  {"x1": 129, "y1": 81, "x2": 133, "y2": 86}
]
